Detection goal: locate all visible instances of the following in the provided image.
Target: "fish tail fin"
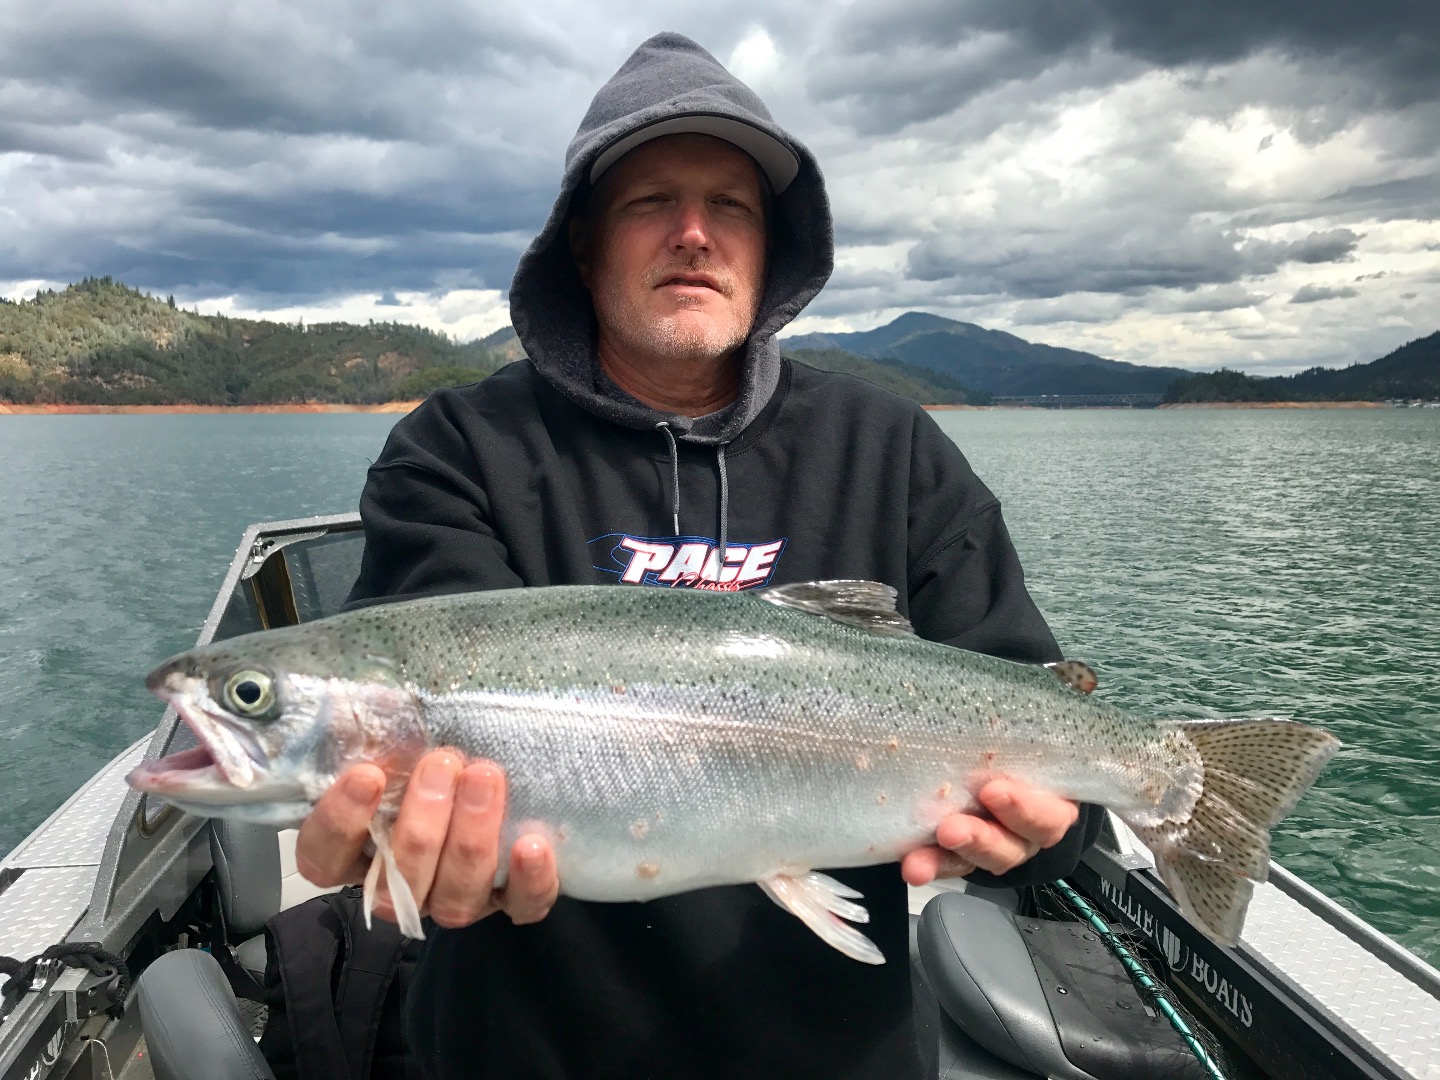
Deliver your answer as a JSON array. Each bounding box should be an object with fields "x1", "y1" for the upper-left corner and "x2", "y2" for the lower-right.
[
  {"x1": 758, "y1": 871, "x2": 885, "y2": 965},
  {"x1": 366, "y1": 818, "x2": 427, "y2": 940},
  {"x1": 1131, "y1": 718, "x2": 1339, "y2": 946}
]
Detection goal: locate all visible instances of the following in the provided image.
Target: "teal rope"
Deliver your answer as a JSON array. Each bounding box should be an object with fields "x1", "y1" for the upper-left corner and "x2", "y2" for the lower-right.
[{"x1": 1052, "y1": 879, "x2": 1228, "y2": 1080}]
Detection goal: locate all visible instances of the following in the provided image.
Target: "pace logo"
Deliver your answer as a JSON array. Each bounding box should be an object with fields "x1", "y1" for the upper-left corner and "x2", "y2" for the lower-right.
[{"x1": 589, "y1": 533, "x2": 787, "y2": 590}]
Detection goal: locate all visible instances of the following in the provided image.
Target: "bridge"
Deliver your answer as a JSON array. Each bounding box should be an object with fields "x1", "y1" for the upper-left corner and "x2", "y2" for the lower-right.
[{"x1": 990, "y1": 393, "x2": 1164, "y2": 408}]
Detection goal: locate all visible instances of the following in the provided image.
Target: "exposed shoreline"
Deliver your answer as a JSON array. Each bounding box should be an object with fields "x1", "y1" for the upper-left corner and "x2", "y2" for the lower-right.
[
  {"x1": 1156, "y1": 400, "x2": 1386, "y2": 410},
  {"x1": 0, "y1": 401, "x2": 422, "y2": 415},
  {"x1": 0, "y1": 399, "x2": 1396, "y2": 415},
  {"x1": 927, "y1": 401, "x2": 1391, "y2": 411}
]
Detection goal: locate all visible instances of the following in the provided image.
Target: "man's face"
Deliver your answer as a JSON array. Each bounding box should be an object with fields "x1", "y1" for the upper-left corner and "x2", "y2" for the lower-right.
[{"x1": 573, "y1": 133, "x2": 768, "y2": 367}]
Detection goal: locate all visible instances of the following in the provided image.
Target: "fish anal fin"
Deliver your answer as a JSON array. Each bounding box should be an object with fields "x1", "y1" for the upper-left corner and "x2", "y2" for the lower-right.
[
  {"x1": 759, "y1": 581, "x2": 914, "y2": 637},
  {"x1": 758, "y1": 871, "x2": 884, "y2": 964},
  {"x1": 366, "y1": 818, "x2": 426, "y2": 940},
  {"x1": 1046, "y1": 660, "x2": 1098, "y2": 694}
]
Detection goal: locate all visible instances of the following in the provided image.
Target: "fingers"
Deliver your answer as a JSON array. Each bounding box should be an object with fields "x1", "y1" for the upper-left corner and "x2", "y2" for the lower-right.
[
  {"x1": 934, "y1": 813, "x2": 1039, "y2": 876},
  {"x1": 301, "y1": 751, "x2": 562, "y2": 932},
  {"x1": 499, "y1": 834, "x2": 559, "y2": 926},
  {"x1": 371, "y1": 750, "x2": 464, "y2": 924},
  {"x1": 927, "y1": 779, "x2": 1079, "y2": 878},
  {"x1": 295, "y1": 764, "x2": 385, "y2": 887},
  {"x1": 901, "y1": 846, "x2": 976, "y2": 887},
  {"x1": 978, "y1": 778, "x2": 1079, "y2": 850},
  {"x1": 426, "y1": 762, "x2": 507, "y2": 929}
]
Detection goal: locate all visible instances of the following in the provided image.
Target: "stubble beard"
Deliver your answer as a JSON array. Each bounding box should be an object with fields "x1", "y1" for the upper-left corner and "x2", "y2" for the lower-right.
[{"x1": 594, "y1": 259, "x2": 759, "y2": 367}]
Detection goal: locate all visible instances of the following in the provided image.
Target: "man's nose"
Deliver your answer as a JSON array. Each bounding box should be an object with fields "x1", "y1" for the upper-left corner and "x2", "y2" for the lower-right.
[{"x1": 669, "y1": 201, "x2": 712, "y2": 252}]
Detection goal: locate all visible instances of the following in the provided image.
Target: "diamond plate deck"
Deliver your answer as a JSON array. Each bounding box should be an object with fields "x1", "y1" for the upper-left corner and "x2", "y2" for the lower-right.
[
  {"x1": 1, "y1": 739, "x2": 149, "y2": 999},
  {"x1": 7, "y1": 740, "x2": 147, "y2": 869},
  {"x1": 0, "y1": 866, "x2": 95, "y2": 993},
  {"x1": 1242, "y1": 881, "x2": 1440, "y2": 1079}
]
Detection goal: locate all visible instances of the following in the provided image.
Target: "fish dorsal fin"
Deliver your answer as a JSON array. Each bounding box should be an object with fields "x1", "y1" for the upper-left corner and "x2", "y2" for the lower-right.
[
  {"x1": 1046, "y1": 660, "x2": 1098, "y2": 694},
  {"x1": 759, "y1": 580, "x2": 915, "y2": 637}
]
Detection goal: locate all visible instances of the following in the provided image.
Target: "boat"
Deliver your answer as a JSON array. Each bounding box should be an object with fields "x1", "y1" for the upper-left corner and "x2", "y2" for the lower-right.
[{"x1": 2, "y1": 513, "x2": 1437, "y2": 1080}]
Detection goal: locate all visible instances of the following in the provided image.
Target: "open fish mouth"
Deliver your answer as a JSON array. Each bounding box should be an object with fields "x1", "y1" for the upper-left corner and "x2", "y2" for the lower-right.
[{"x1": 128, "y1": 684, "x2": 272, "y2": 798}]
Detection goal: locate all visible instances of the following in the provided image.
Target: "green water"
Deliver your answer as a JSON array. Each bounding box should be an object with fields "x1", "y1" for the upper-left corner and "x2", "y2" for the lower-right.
[{"x1": 1, "y1": 408, "x2": 1436, "y2": 964}]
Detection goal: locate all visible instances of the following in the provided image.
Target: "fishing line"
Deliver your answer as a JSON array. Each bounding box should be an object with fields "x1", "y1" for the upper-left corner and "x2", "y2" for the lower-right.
[{"x1": 1051, "y1": 879, "x2": 1229, "y2": 1080}]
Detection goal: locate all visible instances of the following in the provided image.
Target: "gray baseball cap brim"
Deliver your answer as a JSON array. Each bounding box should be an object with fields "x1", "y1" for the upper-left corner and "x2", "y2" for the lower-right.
[{"x1": 589, "y1": 114, "x2": 800, "y2": 194}]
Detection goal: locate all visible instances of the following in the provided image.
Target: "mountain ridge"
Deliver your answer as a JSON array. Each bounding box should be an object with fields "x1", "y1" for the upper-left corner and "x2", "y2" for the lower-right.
[
  {"x1": 3, "y1": 281, "x2": 1434, "y2": 405},
  {"x1": 783, "y1": 313, "x2": 1189, "y2": 396}
]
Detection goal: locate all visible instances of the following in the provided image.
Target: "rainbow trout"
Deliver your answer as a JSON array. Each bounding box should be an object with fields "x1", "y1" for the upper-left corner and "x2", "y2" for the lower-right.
[{"x1": 128, "y1": 581, "x2": 1338, "y2": 962}]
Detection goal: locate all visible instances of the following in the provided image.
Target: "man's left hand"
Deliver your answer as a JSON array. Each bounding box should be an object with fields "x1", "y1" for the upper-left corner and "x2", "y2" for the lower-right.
[{"x1": 901, "y1": 778, "x2": 1079, "y2": 885}]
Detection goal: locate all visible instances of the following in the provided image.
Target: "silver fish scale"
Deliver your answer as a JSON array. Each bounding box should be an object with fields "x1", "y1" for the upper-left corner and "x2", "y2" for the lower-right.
[{"x1": 351, "y1": 587, "x2": 1186, "y2": 899}]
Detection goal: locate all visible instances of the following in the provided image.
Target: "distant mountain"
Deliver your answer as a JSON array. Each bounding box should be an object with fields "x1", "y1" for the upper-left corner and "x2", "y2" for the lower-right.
[
  {"x1": 784, "y1": 312, "x2": 1188, "y2": 396},
  {"x1": 468, "y1": 329, "x2": 978, "y2": 406},
  {"x1": 10, "y1": 283, "x2": 1429, "y2": 408},
  {"x1": 1165, "y1": 331, "x2": 1440, "y2": 403},
  {"x1": 787, "y1": 347, "x2": 985, "y2": 405},
  {"x1": 0, "y1": 278, "x2": 503, "y2": 405},
  {"x1": 479, "y1": 324, "x2": 526, "y2": 363}
]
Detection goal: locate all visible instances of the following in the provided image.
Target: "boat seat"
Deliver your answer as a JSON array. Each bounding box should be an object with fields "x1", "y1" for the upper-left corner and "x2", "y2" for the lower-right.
[
  {"x1": 913, "y1": 890, "x2": 1210, "y2": 1080},
  {"x1": 135, "y1": 821, "x2": 283, "y2": 1078},
  {"x1": 209, "y1": 820, "x2": 283, "y2": 990},
  {"x1": 136, "y1": 948, "x2": 276, "y2": 1080}
]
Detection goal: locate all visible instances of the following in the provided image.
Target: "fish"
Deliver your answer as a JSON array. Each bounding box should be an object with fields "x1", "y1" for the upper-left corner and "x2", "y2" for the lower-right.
[{"x1": 127, "y1": 580, "x2": 1340, "y2": 963}]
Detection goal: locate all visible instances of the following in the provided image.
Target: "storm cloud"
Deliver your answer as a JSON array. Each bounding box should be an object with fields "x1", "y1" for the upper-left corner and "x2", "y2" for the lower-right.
[{"x1": 1, "y1": 0, "x2": 1436, "y2": 372}]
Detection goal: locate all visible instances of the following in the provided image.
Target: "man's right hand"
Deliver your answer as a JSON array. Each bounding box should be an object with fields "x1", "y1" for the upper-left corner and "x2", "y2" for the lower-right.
[{"x1": 294, "y1": 749, "x2": 560, "y2": 929}]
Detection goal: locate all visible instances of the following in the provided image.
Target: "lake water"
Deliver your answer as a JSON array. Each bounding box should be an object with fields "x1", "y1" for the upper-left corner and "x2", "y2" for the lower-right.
[{"x1": 1, "y1": 408, "x2": 1436, "y2": 964}]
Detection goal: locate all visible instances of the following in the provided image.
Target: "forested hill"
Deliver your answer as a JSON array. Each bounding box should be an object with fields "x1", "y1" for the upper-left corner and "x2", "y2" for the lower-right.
[
  {"x1": 1163, "y1": 331, "x2": 1440, "y2": 403},
  {"x1": 0, "y1": 279, "x2": 979, "y2": 407},
  {"x1": 0, "y1": 278, "x2": 505, "y2": 405}
]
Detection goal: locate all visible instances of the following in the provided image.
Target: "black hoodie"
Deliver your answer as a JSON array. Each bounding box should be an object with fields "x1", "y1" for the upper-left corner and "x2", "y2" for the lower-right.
[{"x1": 346, "y1": 32, "x2": 1100, "y2": 1080}]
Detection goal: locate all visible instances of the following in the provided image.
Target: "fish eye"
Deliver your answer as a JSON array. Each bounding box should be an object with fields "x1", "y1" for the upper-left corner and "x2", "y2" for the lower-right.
[{"x1": 223, "y1": 669, "x2": 276, "y2": 717}]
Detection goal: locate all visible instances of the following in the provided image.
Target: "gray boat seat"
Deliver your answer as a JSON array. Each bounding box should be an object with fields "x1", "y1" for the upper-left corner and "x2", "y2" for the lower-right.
[
  {"x1": 136, "y1": 948, "x2": 276, "y2": 1080},
  {"x1": 136, "y1": 821, "x2": 283, "y2": 1078},
  {"x1": 209, "y1": 820, "x2": 283, "y2": 987},
  {"x1": 913, "y1": 890, "x2": 1210, "y2": 1080}
]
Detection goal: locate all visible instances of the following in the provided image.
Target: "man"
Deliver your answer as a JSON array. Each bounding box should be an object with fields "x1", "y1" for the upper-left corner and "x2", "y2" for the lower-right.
[{"x1": 296, "y1": 32, "x2": 1100, "y2": 1079}]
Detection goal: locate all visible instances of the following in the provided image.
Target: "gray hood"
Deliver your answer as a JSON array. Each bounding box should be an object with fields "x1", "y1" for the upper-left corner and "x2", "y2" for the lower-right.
[{"x1": 509, "y1": 32, "x2": 834, "y2": 446}]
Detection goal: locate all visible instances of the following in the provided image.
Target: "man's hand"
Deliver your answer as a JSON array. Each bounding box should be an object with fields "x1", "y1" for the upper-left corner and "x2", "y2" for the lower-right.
[
  {"x1": 294, "y1": 750, "x2": 560, "y2": 929},
  {"x1": 901, "y1": 778, "x2": 1079, "y2": 885}
]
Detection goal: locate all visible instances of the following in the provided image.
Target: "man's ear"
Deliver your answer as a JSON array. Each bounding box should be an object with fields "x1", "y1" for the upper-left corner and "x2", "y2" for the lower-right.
[{"x1": 569, "y1": 217, "x2": 592, "y2": 290}]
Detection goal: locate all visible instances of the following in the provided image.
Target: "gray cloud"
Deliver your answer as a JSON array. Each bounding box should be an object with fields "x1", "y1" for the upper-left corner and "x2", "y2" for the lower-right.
[
  {"x1": 907, "y1": 223, "x2": 1365, "y2": 299},
  {"x1": 1291, "y1": 284, "x2": 1361, "y2": 303},
  {"x1": 1272, "y1": 228, "x2": 1363, "y2": 264},
  {"x1": 1162, "y1": 286, "x2": 1270, "y2": 313},
  {"x1": 826, "y1": 0, "x2": 1440, "y2": 122},
  {"x1": 0, "y1": 0, "x2": 1435, "y2": 373}
]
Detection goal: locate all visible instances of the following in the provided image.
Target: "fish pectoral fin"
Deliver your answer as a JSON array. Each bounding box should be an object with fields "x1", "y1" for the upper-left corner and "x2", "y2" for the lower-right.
[
  {"x1": 757, "y1": 871, "x2": 885, "y2": 965},
  {"x1": 365, "y1": 818, "x2": 427, "y2": 941},
  {"x1": 758, "y1": 581, "x2": 915, "y2": 638},
  {"x1": 1046, "y1": 659, "x2": 1098, "y2": 694}
]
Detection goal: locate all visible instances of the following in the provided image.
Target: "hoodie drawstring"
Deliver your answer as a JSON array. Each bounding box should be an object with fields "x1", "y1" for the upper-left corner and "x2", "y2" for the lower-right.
[
  {"x1": 655, "y1": 422, "x2": 731, "y2": 575},
  {"x1": 656, "y1": 422, "x2": 681, "y2": 536},
  {"x1": 716, "y1": 443, "x2": 729, "y2": 566}
]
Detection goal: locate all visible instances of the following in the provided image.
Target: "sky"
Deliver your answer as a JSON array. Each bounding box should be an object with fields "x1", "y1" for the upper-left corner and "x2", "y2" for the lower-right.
[{"x1": 2, "y1": 1, "x2": 1437, "y2": 374}]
